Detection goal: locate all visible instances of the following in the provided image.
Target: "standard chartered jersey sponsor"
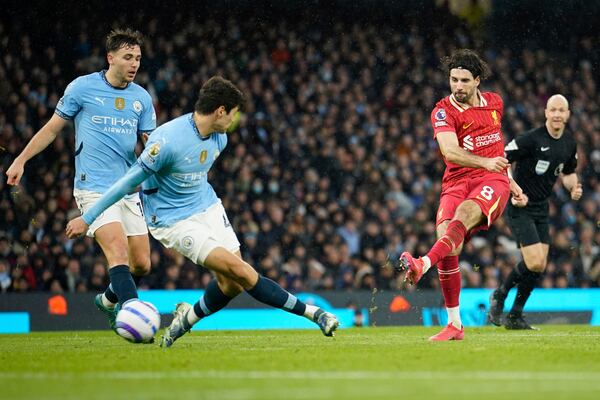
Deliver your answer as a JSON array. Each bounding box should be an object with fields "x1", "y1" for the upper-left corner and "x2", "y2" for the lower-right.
[{"x1": 475, "y1": 132, "x2": 501, "y2": 147}]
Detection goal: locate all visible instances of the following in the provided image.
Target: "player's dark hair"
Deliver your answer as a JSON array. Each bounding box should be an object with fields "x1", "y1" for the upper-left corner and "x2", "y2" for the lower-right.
[
  {"x1": 105, "y1": 28, "x2": 144, "y2": 53},
  {"x1": 195, "y1": 76, "x2": 246, "y2": 114},
  {"x1": 443, "y1": 49, "x2": 490, "y2": 80}
]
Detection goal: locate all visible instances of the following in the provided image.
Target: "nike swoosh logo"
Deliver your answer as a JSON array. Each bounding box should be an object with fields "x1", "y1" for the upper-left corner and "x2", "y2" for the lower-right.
[
  {"x1": 541, "y1": 147, "x2": 550, "y2": 151},
  {"x1": 462, "y1": 121, "x2": 474, "y2": 129}
]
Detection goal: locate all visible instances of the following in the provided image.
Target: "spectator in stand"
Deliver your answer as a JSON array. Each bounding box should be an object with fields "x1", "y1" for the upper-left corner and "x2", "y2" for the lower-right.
[{"x1": 1, "y1": 8, "x2": 598, "y2": 293}]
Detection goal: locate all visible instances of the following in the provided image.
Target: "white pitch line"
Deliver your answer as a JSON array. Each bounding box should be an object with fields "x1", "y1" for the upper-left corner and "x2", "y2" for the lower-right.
[{"x1": 1, "y1": 370, "x2": 600, "y2": 381}]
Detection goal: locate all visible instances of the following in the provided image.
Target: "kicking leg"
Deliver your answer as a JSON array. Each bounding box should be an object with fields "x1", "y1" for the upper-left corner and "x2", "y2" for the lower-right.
[
  {"x1": 205, "y1": 248, "x2": 338, "y2": 336},
  {"x1": 161, "y1": 248, "x2": 338, "y2": 348},
  {"x1": 397, "y1": 200, "x2": 481, "y2": 284}
]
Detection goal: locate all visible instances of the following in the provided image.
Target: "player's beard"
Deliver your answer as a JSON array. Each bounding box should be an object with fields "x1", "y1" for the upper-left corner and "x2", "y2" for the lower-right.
[{"x1": 454, "y1": 89, "x2": 472, "y2": 104}]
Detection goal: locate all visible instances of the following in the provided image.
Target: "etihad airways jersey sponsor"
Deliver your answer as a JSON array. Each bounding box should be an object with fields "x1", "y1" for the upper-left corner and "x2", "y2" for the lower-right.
[{"x1": 56, "y1": 71, "x2": 156, "y2": 192}]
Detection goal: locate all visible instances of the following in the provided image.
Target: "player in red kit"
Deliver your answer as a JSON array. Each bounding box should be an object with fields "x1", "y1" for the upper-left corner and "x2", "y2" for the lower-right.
[{"x1": 395, "y1": 49, "x2": 525, "y2": 341}]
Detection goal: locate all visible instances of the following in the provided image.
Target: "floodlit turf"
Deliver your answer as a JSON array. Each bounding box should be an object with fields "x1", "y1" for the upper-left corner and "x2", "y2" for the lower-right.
[{"x1": 1, "y1": 325, "x2": 599, "y2": 400}]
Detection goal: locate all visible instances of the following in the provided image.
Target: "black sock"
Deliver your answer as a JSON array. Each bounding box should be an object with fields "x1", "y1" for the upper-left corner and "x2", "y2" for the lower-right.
[
  {"x1": 108, "y1": 265, "x2": 138, "y2": 306},
  {"x1": 246, "y1": 275, "x2": 306, "y2": 316},
  {"x1": 193, "y1": 279, "x2": 233, "y2": 318},
  {"x1": 103, "y1": 284, "x2": 119, "y2": 304},
  {"x1": 509, "y1": 267, "x2": 541, "y2": 317},
  {"x1": 500, "y1": 261, "x2": 528, "y2": 295}
]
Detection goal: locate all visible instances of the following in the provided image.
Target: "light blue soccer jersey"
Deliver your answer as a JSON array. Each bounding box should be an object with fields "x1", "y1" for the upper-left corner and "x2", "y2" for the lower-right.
[
  {"x1": 55, "y1": 71, "x2": 156, "y2": 192},
  {"x1": 138, "y1": 113, "x2": 227, "y2": 227}
]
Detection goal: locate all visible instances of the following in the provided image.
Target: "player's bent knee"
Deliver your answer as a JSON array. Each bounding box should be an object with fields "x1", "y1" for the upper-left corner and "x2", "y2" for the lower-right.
[
  {"x1": 130, "y1": 261, "x2": 151, "y2": 276},
  {"x1": 134, "y1": 254, "x2": 151, "y2": 273},
  {"x1": 228, "y1": 261, "x2": 257, "y2": 288}
]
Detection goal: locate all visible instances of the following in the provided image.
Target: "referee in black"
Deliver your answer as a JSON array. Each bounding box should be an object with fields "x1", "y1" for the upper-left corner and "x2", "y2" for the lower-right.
[{"x1": 488, "y1": 94, "x2": 582, "y2": 330}]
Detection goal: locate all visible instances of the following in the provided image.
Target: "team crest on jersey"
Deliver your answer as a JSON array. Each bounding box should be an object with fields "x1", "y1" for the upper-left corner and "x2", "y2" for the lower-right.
[
  {"x1": 435, "y1": 108, "x2": 447, "y2": 121},
  {"x1": 199, "y1": 150, "x2": 207, "y2": 164},
  {"x1": 491, "y1": 110, "x2": 499, "y2": 125},
  {"x1": 133, "y1": 100, "x2": 142, "y2": 113},
  {"x1": 115, "y1": 97, "x2": 125, "y2": 110}
]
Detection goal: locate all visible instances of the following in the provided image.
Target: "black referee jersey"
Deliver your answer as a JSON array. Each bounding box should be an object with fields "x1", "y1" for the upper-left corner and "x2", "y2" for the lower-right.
[{"x1": 505, "y1": 125, "x2": 578, "y2": 202}]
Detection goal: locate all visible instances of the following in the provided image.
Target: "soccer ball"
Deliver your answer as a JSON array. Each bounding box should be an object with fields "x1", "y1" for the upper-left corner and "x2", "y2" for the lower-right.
[
  {"x1": 115, "y1": 299, "x2": 161, "y2": 343},
  {"x1": 226, "y1": 110, "x2": 242, "y2": 133}
]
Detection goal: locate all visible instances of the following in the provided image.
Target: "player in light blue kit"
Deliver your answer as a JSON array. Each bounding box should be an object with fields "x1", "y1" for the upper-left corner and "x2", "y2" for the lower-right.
[
  {"x1": 66, "y1": 77, "x2": 339, "y2": 346},
  {"x1": 7, "y1": 29, "x2": 156, "y2": 330}
]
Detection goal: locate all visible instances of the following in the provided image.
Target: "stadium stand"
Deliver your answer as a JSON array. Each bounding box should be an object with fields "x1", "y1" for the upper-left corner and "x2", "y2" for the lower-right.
[{"x1": 1, "y1": 1, "x2": 598, "y2": 293}]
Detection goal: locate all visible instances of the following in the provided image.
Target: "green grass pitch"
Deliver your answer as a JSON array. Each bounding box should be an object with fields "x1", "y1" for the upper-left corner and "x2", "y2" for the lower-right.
[{"x1": 1, "y1": 325, "x2": 599, "y2": 400}]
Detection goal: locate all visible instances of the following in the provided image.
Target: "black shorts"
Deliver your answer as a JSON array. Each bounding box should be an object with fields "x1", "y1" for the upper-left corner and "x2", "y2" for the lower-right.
[{"x1": 506, "y1": 201, "x2": 550, "y2": 246}]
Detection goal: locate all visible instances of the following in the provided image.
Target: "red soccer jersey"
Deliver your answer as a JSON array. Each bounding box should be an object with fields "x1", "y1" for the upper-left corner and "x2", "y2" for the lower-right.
[{"x1": 430, "y1": 91, "x2": 506, "y2": 187}]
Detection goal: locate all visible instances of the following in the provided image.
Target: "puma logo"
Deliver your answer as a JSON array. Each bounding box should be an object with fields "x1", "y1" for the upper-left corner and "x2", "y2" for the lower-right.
[
  {"x1": 462, "y1": 121, "x2": 474, "y2": 129},
  {"x1": 94, "y1": 97, "x2": 106, "y2": 105}
]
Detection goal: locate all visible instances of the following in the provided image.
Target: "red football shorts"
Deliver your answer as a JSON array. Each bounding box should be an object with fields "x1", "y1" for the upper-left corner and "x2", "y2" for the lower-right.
[{"x1": 436, "y1": 173, "x2": 510, "y2": 232}]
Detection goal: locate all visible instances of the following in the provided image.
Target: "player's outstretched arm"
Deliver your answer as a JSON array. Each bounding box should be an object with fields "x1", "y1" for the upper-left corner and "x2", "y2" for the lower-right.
[
  {"x1": 436, "y1": 131, "x2": 509, "y2": 172},
  {"x1": 6, "y1": 114, "x2": 68, "y2": 185},
  {"x1": 561, "y1": 173, "x2": 582, "y2": 200},
  {"x1": 66, "y1": 163, "x2": 152, "y2": 238}
]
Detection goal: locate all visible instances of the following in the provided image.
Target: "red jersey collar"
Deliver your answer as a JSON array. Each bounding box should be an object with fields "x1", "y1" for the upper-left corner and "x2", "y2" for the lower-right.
[{"x1": 449, "y1": 90, "x2": 487, "y2": 112}]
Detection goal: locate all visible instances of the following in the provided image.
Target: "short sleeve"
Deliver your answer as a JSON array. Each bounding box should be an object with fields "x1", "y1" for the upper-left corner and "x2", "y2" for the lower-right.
[
  {"x1": 431, "y1": 107, "x2": 457, "y2": 139},
  {"x1": 138, "y1": 92, "x2": 157, "y2": 133},
  {"x1": 138, "y1": 136, "x2": 170, "y2": 173},
  {"x1": 55, "y1": 78, "x2": 84, "y2": 119}
]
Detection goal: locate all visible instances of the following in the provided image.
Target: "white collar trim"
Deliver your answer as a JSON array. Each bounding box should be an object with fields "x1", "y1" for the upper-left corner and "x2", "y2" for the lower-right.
[{"x1": 450, "y1": 91, "x2": 486, "y2": 112}]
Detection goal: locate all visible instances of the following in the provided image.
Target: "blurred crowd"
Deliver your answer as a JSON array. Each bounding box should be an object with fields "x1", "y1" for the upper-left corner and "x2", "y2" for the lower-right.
[{"x1": 1, "y1": 5, "x2": 599, "y2": 295}]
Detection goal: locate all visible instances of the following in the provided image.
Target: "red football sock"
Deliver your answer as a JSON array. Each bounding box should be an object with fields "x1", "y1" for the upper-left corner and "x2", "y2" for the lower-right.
[
  {"x1": 426, "y1": 220, "x2": 467, "y2": 266},
  {"x1": 438, "y1": 255, "x2": 461, "y2": 308}
]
